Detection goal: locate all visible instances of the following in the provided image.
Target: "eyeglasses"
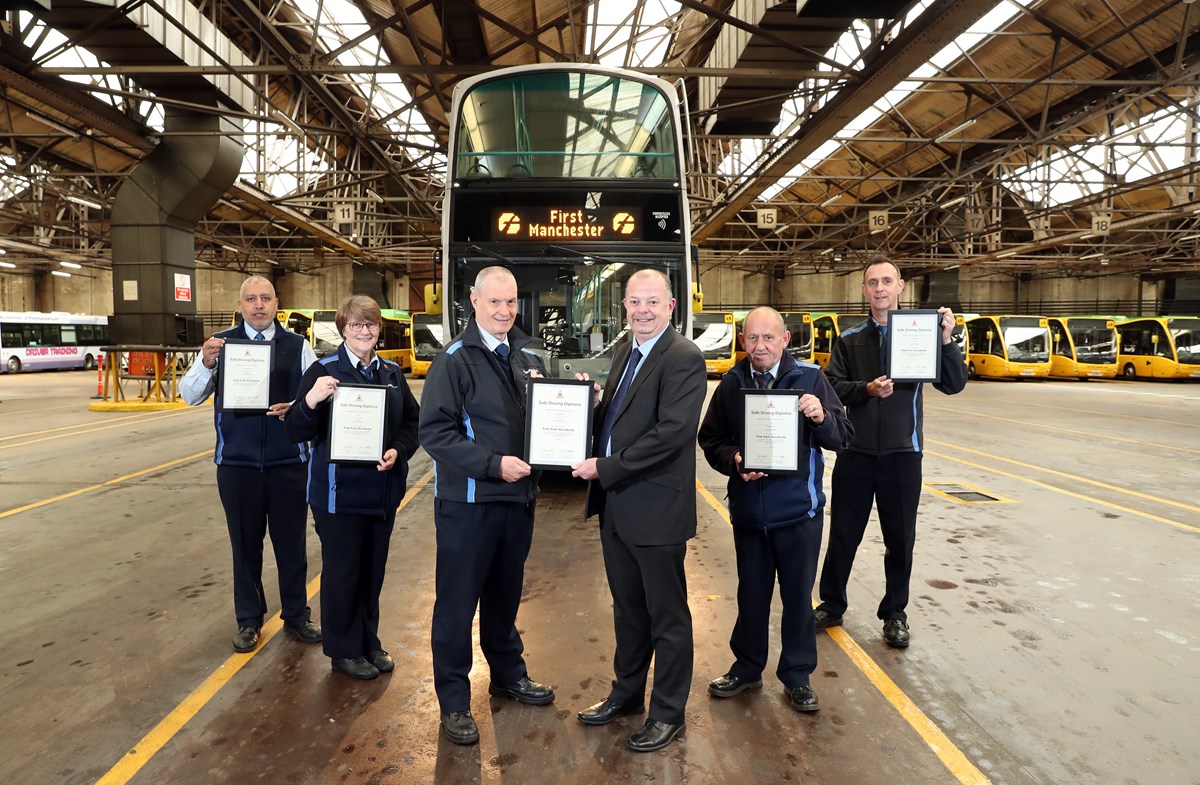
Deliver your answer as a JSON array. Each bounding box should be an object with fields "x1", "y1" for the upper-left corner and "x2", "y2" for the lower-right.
[{"x1": 346, "y1": 321, "x2": 379, "y2": 333}]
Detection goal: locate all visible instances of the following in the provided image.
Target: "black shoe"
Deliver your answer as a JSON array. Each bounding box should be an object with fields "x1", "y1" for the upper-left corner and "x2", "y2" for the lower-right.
[
  {"x1": 625, "y1": 718, "x2": 684, "y2": 752},
  {"x1": 441, "y1": 710, "x2": 479, "y2": 745},
  {"x1": 707, "y1": 673, "x2": 763, "y2": 698},
  {"x1": 232, "y1": 626, "x2": 260, "y2": 653},
  {"x1": 577, "y1": 698, "x2": 645, "y2": 726},
  {"x1": 787, "y1": 684, "x2": 820, "y2": 712},
  {"x1": 283, "y1": 620, "x2": 322, "y2": 644},
  {"x1": 331, "y1": 657, "x2": 380, "y2": 680},
  {"x1": 487, "y1": 675, "x2": 555, "y2": 706},
  {"x1": 813, "y1": 608, "x2": 843, "y2": 629},
  {"x1": 883, "y1": 618, "x2": 910, "y2": 648},
  {"x1": 368, "y1": 649, "x2": 394, "y2": 673}
]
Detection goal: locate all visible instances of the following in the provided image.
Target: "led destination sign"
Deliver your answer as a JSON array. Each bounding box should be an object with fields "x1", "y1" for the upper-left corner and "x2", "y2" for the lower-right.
[{"x1": 492, "y1": 208, "x2": 642, "y2": 242}]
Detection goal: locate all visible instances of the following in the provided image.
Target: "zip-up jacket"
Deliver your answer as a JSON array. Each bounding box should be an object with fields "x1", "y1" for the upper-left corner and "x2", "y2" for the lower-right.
[
  {"x1": 699, "y1": 353, "x2": 853, "y2": 530},
  {"x1": 286, "y1": 344, "x2": 420, "y2": 516},
  {"x1": 826, "y1": 317, "x2": 967, "y2": 455},
  {"x1": 210, "y1": 324, "x2": 309, "y2": 468},
  {"x1": 417, "y1": 319, "x2": 547, "y2": 504}
]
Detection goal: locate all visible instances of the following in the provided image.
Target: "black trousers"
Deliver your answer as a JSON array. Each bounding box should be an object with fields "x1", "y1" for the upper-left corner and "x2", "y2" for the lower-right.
[
  {"x1": 431, "y1": 498, "x2": 535, "y2": 713},
  {"x1": 311, "y1": 507, "x2": 396, "y2": 659},
  {"x1": 215, "y1": 463, "x2": 311, "y2": 629},
  {"x1": 818, "y1": 450, "x2": 923, "y2": 622},
  {"x1": 728, "y1": 517, "x2": 823, "y2": 689},
  {"x1": 600, "y1": 519, "x2": 692, "y2": 725}
]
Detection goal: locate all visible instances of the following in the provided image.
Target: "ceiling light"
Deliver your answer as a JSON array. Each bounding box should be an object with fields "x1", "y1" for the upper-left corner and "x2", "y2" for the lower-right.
[
  {"x1": 221, "y1": 244, "x2": 238, "y2": 252},
  {"x1": 940, "y1": 195, "x2": 967, "y2": 209},
  {"x1": 1079, "y1": 233, "x2": 1095, "y2": 240},
  {"x1": 944, "y1": 264, "x2": 960, "y2": 270},
  {"x1": 997, "y1": 250, "x2": 1018, "y2": 258},
  {"x1": 51, "y1": 270, "x2": 71, "y2": 277},
  {"x1": 0, "y1": 247, "x2": 6, "y2": 254},
  {"x1": 28, "y1": 112, "x2": 80, "y2": 138},
  {"x1": 366, "y1": 188, "x2": 384, "y2": 203},
  {"x1": 934, "y1": 118, "x2": 977, "y2": 143},
  {"x1": 1079, "y1": 252, "x2": 1105, "y2": 260},
  {"x1": 820, "y1": 247, "x2": 834, "y2": 255},
  {"x1": 0, "y1": 261, "x2": 15, "y2": 269},
  {"x1": 820, "y1": 194, "x2": 843, "y2": 208},
  {"x1": 265, "y1": 258, "x2": 279, "y2": 266},
  {"x1": 65, "y1": 194, "x2": 103, "y2": 211},
  {"x1": 737, "y1": 247, "x2": 750, "y2": 255},
  {"x1": 60, "y1": 261, "x2": 82, "y2": 269}
]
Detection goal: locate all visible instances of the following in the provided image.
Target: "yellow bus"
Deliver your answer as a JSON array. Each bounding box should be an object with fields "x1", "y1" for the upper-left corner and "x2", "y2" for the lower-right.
[
  {"x1": 1115, "y1": 316, "x2": 1200, "y2": 380},
  {"x1": 811, "y1": 312, "x2": 867, "y2": 368},
  {"x1": 1047, "y1": 316, "x2": 1118, "y2": 379},
  {"x1": 376, "y1": 309, "x2": 413, "y2": 371},
  {"x1": 410, "y1": 311, "x2": 445, "y2": 378},
  {"x1": 964, "y1": 315, "x2": 1052, "y2": 379},
  {"x1": 691, "y1": 311, "x2": 745, "y2": 376},
  {"x1": 780, "y1": 311, "x2": 814, "y2": 363}
]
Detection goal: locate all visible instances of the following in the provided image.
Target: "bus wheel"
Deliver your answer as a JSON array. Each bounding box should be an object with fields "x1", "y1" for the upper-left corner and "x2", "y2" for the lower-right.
[
  {"x1": 6, "y1": 356, "x2": 20, "y2": 373},
  {"x1": 1122, "y1": 363, "x2": 1137, "y2": 379},
  {"x1": 84, "y1": 354, "x2": 96, "y2": 370},
  {"x1": 968, "y1": 361, "x2": 978, "y2": 380}
]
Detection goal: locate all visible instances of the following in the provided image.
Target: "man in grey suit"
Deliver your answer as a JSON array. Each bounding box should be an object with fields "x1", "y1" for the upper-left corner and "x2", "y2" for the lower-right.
[{"x1": 571, "y1": 268, "x2": 707, "y2": 753}]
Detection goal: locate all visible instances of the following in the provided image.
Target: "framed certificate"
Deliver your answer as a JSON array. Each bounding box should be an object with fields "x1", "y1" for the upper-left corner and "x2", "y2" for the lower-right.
[
  {"x1": 217, "y1": 339, "x2": 274, "y2": 412},
  {"x1": 886, "y1": 310, "x2": 943, "y2": 383},
  {"x1": 328, "y1": 383, "x2": 388, "y2": 463},
  {"x1": 741, "y1": 388, "x2": 803, "y2": 474},
  {"x1": 524, "y1": 377, "x2": 594, "y2": 470}
]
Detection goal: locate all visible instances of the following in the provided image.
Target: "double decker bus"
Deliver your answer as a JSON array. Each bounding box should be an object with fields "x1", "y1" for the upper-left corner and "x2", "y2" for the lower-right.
[
  {"x1": 0, "y1": 311, "x2": 109, "y2": 373},
  {"x1": 964, "y1": 315, "x2": 1051, "y2": 379},
  {"x1": 442, "y1": 63, "x2": 693, "y2": 381},
  {"x1": 781, "y1": 311, "x2": 814, "y2": 363},
  {"x1": 1047, "y1": 316, "x2": 1118, "y2": 379},
  {"x1": 1115, "y1": 316, "x2": 1200, "y2": 379},
  {"x1": 691, "y1": 311, "x2": 744, "y2": 376},
  {"x1": 811, "y1": 312, "x2": 867, "y2": 368}
]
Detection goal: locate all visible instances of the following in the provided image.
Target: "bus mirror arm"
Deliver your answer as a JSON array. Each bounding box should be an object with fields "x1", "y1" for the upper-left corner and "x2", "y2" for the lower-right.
[{"x1": 468, "y1": 245, "x2": 517, "y2": 266}]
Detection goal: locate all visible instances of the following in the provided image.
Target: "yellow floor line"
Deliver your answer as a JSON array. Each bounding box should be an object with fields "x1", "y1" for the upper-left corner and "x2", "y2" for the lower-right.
[
  {"x1": 0, "y1": 407, "x2": 203, "y2": 451},
  {"x1": 94, "y1": 469, "x2": 434, "y2": 785},
  {"x1": 0, "y1": 410, "x2": 171, "y2": 442},
  {"x1": 695, "y1": 479, "x2": 993, "y2": 785},
  {"x1": 0, "y1": 450, "x2": 215, "y2": 521}
]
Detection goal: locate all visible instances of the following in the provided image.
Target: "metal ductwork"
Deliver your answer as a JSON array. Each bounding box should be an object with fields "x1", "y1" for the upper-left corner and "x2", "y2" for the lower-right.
[
  {"x1": 698, "y1": 0, "x2": 909, "y2": 136},
  {"x1": 110, "y1": 108, "x2": 243, "y2": 345}
]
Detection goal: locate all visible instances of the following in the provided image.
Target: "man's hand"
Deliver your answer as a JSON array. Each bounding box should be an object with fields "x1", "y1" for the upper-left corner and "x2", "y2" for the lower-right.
[
  {"x1": 797, "y1": 393, "x2": 824, "y2": 424},
  {"x1": 571, "y1": 457, "x2": 599, "y2": 481},
  {"x1": 378, "y1": 448, "x2": 398, "y2": 472},
  {"x1": 575, "y1": 372, "x2": 602, "y2": 408},
  {"x1": 866, "y1": 376, "x2": 894, "y2": 398},
  {"x1": 938, "y1": 306, "x2": 956, "y2": 345},
  {"x1": 499, "y1": 455, "x2": 532, "y2": 482},
  {"x1": 200, "y1": 335, "x2": 225, "y2": 369}
]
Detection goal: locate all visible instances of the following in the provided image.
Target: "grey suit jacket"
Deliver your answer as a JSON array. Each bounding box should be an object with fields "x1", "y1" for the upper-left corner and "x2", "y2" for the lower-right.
[{"x1": 584, "y1": 325, "x2": 707, "y2": 545}]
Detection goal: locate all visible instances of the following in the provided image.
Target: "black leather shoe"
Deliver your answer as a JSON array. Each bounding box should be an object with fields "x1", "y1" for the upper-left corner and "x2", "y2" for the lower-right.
[
  {"x1": 787, "y1": 684, "x2": 820, "y2": 712},
  {"x1": 232, "y1": 626, "x2": 260, "y2": 653},
  {"x1": 577, "y1": 698, "x2": 645, "y2": 726},
  {"x1": 331, "y1": 657, "x2": 380, "y2": 680},
  {"x1": 488, "y1": 675, "x2": 555, "y2": 706},
  {"x1": 813, "y1": 608, "x2": 843, "y2": 629},
  {"x1": 284, "y1": 620, "x2": 322, "y2": 643},
  {"x1": 368, "y1": 649, "x2": 394, "y2": 673},
  {"x1": 625, "y1": 718, "x2": 684, "y2": 752},
  {"x1": 441, "y1": 710, "x2": 479, "y2": 745},
  {"x1": 883, "y1": 618, "x2": 910, "y2": 648},
  {"x1": 708, "y1": 672, "x2": 763, "y2": 698}
]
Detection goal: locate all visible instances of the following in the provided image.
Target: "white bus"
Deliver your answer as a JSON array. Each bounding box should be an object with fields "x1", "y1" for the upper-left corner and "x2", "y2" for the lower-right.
[{"x1": 0, "y1": 311, "x2": 110, "y2": 373}]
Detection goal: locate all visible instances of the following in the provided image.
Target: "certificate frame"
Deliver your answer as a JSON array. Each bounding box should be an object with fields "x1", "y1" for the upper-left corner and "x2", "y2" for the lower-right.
[
  {"x1": 217, "y1": 338, "x2": 274, "y2": 412},
  {"x1": 741, "y1": 388, "x2": 804, "y2": 475},
  {"x1": 524, "y1": 377, "x2": 595, "y2": 470},
  {"x1": 327, "y1": 383, "x2": 388, "y2": 464},
  {"x1": 886, "y1": 309, "x2": 943, "y2": 383}
]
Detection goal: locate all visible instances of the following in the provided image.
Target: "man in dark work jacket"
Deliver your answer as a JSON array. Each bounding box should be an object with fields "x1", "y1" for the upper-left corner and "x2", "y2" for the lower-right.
[
  {"x1": 179, "y1": 275, "x2": 322, "y2": 654},
  {"x1": 418, "y1": 266, "x2": 555, "y2": 747},
  {"x1": 571, "y1": 268, "x2": 707, "y2": 753}
]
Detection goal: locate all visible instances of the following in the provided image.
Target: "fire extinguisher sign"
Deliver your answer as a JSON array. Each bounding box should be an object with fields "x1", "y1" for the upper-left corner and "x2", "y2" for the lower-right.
[{"x1": 174, "y1": 273, "x2": 192, "y2": 302}]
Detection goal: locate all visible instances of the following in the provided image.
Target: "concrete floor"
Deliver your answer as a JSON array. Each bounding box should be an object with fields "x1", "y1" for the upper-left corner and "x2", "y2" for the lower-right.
[{"x1": 1, "y1": 370, "x2": 1197, "y2": 785}]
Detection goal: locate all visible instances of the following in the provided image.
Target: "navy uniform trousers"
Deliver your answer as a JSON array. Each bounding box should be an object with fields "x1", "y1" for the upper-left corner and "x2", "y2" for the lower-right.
[
  {"x1": 819, "y1": 450, "x2": 923, "y2": 622},
  {"x1": 727, "y1": 516, "x2": 823, "y2": 688},
  {"x1": 215, "y1": 463, "x2": 310, "y2": 629},
  {"x1": 311, "y1": 508, "x2": 396, "y2": 659},
  {"x1": 431, "y1": 497, "x2": 535, "y2": 713}
]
